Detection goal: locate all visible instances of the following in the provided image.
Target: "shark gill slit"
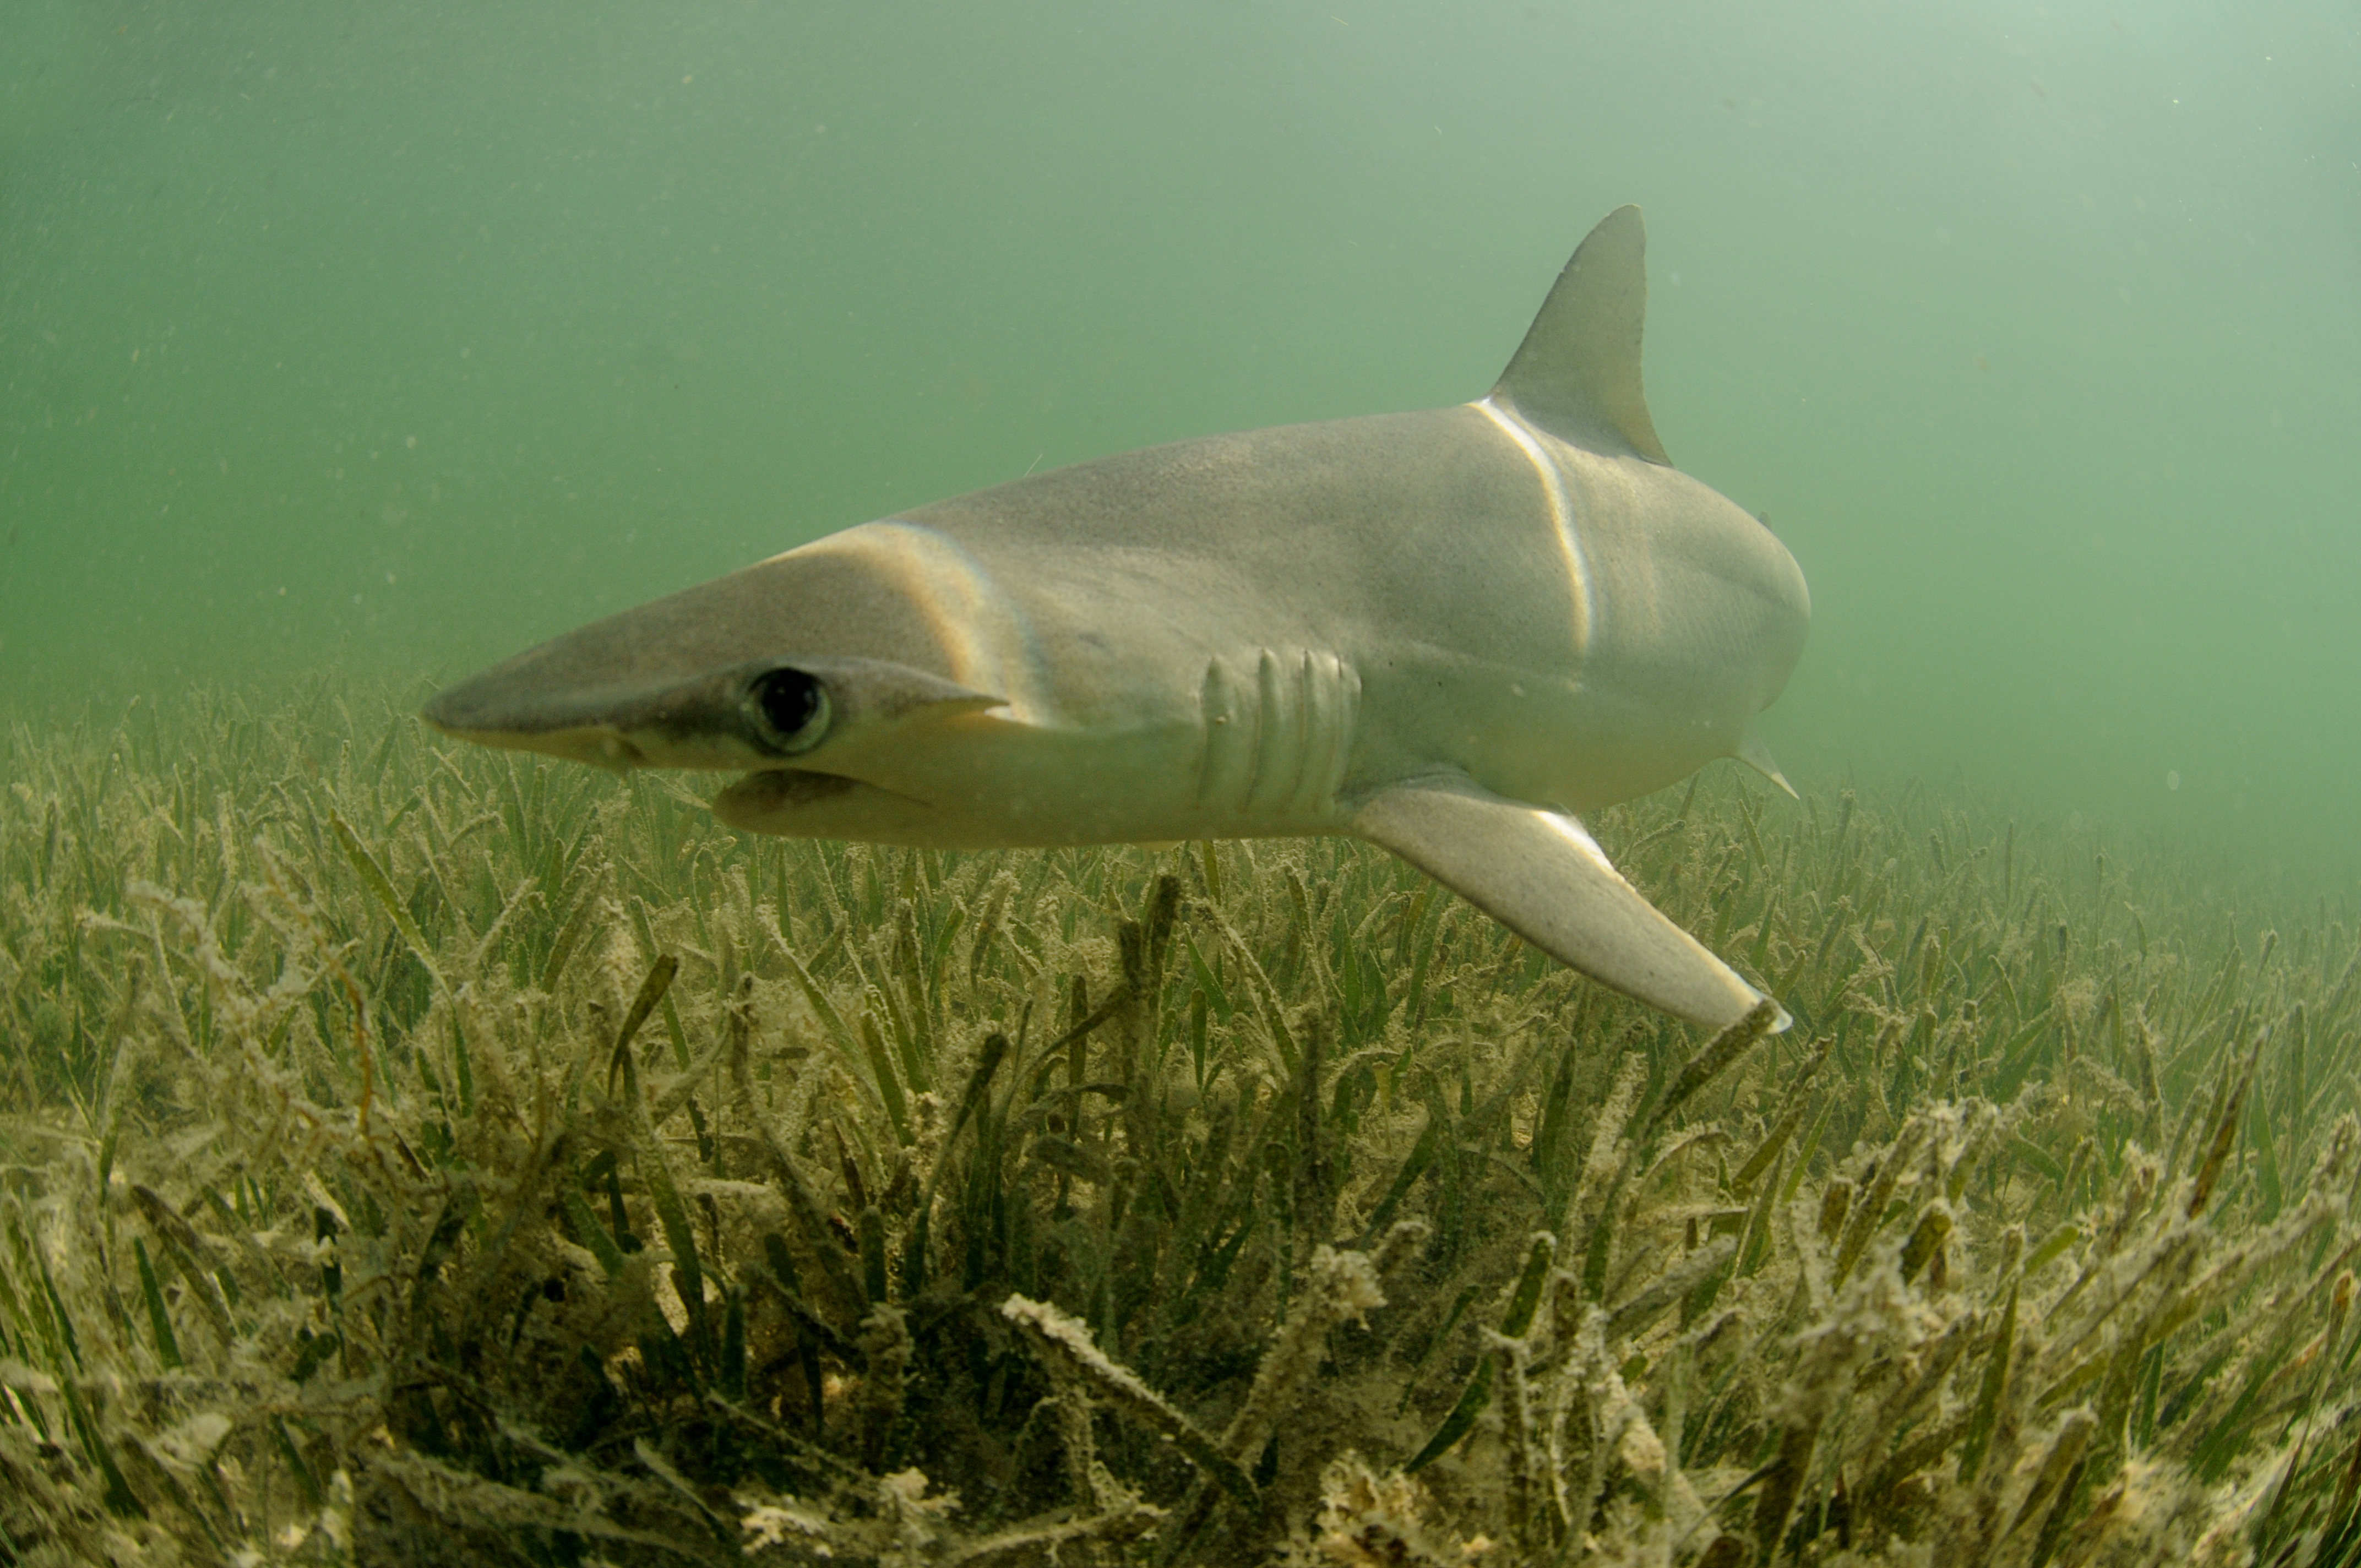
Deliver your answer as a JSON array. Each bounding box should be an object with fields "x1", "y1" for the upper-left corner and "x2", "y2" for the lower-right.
[
  {"x1": 1288, "y1": 652, "x2": 1325, "y2": 819},
  {"x1": 1244, "y1": 650, "x2": 1290, "y2": 815},
  {"x1": 1329, "y1": 656, "x2": 1362, "y2": 808},
  {"x1": 1288, "y1": 651, "x2": 1336, "y2": 821},
  {"x1": 1194, "y1": 656, "x2": 1249, "y2": 810},
  {"x1": 1473, "y1": 396, "x2": 1594, "y2": 658},
  {"x1": 1195, "y1": 648, "x2": 1357, "y2": 826}
]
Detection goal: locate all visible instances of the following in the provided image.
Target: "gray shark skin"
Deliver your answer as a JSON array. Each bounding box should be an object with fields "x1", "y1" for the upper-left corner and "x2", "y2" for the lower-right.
[{"x1": 425, "y1": 207, "x2": 1810, "y2": 1030}]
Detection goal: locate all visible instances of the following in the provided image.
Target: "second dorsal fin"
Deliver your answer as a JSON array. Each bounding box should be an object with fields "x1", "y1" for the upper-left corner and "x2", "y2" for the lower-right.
[{"x1": 1491, "y1": 205, "x2": 1671, "y2": 466}]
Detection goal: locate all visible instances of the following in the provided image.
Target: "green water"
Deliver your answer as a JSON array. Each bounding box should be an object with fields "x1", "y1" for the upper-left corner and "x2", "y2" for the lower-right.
[{"x1": 6, "y1": 0, "x2": 2357, "y2": 889}]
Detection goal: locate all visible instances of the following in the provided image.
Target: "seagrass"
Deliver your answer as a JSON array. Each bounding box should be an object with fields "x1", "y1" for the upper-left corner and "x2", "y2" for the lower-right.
[{"x1": 2, "y1": 682, "x2": 2358, "y2": 1567}]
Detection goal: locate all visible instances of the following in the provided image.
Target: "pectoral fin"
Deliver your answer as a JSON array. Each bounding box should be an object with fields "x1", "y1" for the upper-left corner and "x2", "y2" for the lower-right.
[{"x1": 1351, "y1": 775, "x2": 1784, "y2": 1031}]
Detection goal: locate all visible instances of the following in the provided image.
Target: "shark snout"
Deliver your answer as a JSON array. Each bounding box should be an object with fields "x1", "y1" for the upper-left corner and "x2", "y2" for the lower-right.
[
  {"x1": 424, "y1": 622, "x2": 1007, "y2": 776},
  {"x1": 420, "y1": 658, "x2": 758, "y2": 770}
]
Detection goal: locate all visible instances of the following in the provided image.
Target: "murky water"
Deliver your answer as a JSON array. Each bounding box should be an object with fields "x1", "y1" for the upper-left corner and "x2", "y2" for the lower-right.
[
  {"x1": 8, "y1": 9, "x2": 2361, "y2": 1554},
  {"x1": 6, "y1": 0, "x2": 2358, "y2": 891}
]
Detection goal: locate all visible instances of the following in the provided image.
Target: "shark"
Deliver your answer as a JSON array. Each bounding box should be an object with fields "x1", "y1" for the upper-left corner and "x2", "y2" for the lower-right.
[{"x1": 424, "y1": 206, "x2": 1810, "y2": 1031}]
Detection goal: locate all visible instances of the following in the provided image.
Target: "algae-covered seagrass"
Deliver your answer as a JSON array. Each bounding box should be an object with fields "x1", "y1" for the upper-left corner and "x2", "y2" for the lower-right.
[
  {"x1": 423, "y1": 207, "x2": 1809, "y2": 1035},
  {"x1": 4, "y1": 688, "x2": 2361, "y2": 1567}
]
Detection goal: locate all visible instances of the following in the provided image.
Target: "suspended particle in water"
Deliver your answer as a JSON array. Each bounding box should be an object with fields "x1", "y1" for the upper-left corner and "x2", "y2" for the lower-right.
[{"x1": 2166, "y1": 770, "x2": 2180, "y2": 792}]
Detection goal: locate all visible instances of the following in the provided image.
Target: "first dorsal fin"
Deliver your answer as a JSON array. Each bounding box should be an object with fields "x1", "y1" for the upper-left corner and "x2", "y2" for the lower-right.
[{"x1": 1492, "y1": 205, "x2": 1671, "y2": 466}]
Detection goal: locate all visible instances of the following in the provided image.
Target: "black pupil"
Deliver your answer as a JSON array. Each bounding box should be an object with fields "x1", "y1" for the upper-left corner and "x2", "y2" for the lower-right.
[{"x1": 754, "y1": 669, "x2": 822, "y2": 739}]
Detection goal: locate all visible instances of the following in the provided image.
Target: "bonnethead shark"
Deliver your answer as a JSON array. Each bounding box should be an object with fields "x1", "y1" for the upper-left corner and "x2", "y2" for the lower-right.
[{"x1": 424, "y1": 207, "x2": 1810, "y2": 1031}]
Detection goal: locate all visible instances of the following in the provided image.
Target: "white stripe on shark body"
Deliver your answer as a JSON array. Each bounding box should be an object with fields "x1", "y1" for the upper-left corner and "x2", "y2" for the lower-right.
[
  {"x1": 1472, "y1": 393, "x2": 1595, "y2": 659},
  {"x1": 777, "y1": 520, "x2": 1051, "y2": 727},
  {"x1": 425, "y1": 206, "x2": 1810, "y2": 1032}
]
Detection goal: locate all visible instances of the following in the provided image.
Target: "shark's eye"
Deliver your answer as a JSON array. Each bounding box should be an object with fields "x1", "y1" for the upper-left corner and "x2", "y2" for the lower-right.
[{"x1": 746, "y1": 667, "x2": 830, "y2": 755}]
